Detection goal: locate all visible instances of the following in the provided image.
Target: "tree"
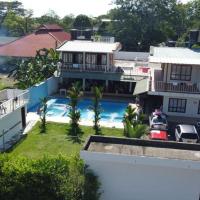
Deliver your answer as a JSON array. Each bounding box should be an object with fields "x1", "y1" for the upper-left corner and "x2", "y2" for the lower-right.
[
  {"x1": 73, "y1": 14, "x2": 92, "y2": 29},
  {"x1": 90, "y1": 86, "x2": 103, "y2": 135},
  {"x1": 67, "y1": 82, "x2": 83, "y2": 137},
  {"x1": 36, "y1": 10, "x2": 60, "y2": 25},
  {"x1": 123, "y1": 105, "x2": 147, "y2": 138},
  {"x1": 14, "y1": 48, "x2": 59, "y2": 89},
  {"x1": 61, "y1": 14, "x2": 74, "y2": 31},
  {"x1": 39, "y1": 97, "x2": 48, "y2": 133}
]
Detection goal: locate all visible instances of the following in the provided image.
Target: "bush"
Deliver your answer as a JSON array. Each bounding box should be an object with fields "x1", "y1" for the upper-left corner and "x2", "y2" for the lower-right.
[{"x1": 0, "y1": 155, "x2": 101, "y2": 200}]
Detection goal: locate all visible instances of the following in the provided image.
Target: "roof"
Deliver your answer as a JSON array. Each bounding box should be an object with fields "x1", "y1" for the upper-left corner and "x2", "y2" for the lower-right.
[
  {"x1": 114, "y1": 51, "x2": 149, "y2": 61},
  {"x1": 149, "y1": 46, "x2": 200, "y2": 65},
  {"x1": 0, "y1": 27, "x2": 71, "y2": 57},
  {"x1": 83, "y1": 136, "x2": 200, "y2": 162},
  {"x1": 38, "y1": 24, "x2": 63, "y2": 31},
  {"x1": 0, "y1": 36, "x2": 18, "y2": 46},
  {"x1": 133, "y1": 78, "x2": 149, "y2": 95},
  {"x1": 57, "y1": 40, "x2": 121, "y2": 53}
]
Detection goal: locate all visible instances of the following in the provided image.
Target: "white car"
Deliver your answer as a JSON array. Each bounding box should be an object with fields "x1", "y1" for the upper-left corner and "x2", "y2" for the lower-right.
[{"x1": 175, "y1": 124, "x2": 199, "y2": 143}]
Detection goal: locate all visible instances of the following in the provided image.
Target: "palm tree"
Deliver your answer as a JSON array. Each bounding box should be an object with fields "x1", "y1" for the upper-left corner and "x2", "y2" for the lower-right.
[
  {"x1": 68, "y1": 82, "x2": 83, "y2": 136},
  {"x1": 91, "y1": 86, "x2": 103, "y2": 135},
  {"x1": 39, "y1": 97, "x2": 48, "y2": 133}
]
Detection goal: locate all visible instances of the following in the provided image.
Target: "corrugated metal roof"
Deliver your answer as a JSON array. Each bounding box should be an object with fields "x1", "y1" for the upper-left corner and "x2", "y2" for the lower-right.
[
  {"x1": 114, "y1": 51, "x2": 149, "y2": 61},
  {"x1": 149, "y1": 47, "x2": 200, "y2": 65},
  {"x1": 133, "y1": 78, "x2": 149, "y2": 95},
  {"x1": 57, "y1": 40, "x2": 121, "y2": 53}
]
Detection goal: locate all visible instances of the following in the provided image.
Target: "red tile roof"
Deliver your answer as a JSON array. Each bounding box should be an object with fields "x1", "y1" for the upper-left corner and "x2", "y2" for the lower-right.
[{"x1": 0, "y1": 24, "x2": 71, "y2": 57}]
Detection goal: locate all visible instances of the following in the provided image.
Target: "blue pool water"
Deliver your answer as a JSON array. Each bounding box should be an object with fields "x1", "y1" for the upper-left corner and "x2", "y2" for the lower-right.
[{"x1": 29, "y1": 98, "x2": 128, "y2": 123}]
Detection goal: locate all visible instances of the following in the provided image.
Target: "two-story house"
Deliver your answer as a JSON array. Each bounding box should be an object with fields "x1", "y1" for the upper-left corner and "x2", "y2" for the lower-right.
[
  {"x1": 56, "y1": 40, "x2": 150, "y2": 96},
  {"x1": 148, "y1": 46, "x2": 200, "y2": 121}
]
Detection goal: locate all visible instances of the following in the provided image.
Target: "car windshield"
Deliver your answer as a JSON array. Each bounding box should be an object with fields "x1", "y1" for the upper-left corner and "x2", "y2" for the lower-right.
[
  {"x1": 152, "y1": 116, "x2": 166, "y2": 124},
  {"x1": 182, "y1": 133, "x2": 198, "y2": 139}
]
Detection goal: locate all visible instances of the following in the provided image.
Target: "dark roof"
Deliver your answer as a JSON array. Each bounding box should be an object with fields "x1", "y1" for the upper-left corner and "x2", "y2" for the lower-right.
[
  {"x1": 0, "y1": 24, "x2": 71, "y2": 57},
  {"x1": 38, "y1": 24, "x2": 63, "y2": 31}
]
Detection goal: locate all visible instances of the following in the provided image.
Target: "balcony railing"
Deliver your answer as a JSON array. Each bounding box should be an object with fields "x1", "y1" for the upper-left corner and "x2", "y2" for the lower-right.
[
  {"x1": 0, "y1": 90, "x2": 29, "y2": 118},
  {"x1": 153, "y1": 81, "x2": 200, "y2": 94},
  {"x1": 61, "y1": 64, "x2": 150, "y2": 77}
]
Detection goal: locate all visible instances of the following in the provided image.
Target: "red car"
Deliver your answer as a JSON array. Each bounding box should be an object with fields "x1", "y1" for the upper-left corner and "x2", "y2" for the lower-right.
[{"x1": 149, "y1": 130, "x2": 168, "y2": 141}]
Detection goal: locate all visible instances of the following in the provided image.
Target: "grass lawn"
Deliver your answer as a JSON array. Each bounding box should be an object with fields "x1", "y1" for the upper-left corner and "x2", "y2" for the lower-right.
[{"x1": 8, "y1": 122, "x2": 124, "y2": 159}]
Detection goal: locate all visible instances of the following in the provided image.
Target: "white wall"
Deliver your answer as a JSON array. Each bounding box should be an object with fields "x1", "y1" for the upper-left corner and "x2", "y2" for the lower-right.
[
  {"x1": 81, "y1": 151, "x2": 200, "y2": 200},
  {"x1": 0, "y1": 108, "x2": 23, "y2": 147},
  {"x1": 163, "y1": 96, "x2": 200, "y2": 118}
]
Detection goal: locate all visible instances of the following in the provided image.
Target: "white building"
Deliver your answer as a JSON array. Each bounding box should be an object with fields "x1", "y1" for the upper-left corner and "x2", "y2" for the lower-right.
[
  {"x1": 81, "y1": 136, "x2": 200, "y2": 200},
  {"x1": 0, "y1": 89, "x2": 29, "y2": 151},
  {"x1": 147, "y1": 47, "x2": 200, "y2": 121}
]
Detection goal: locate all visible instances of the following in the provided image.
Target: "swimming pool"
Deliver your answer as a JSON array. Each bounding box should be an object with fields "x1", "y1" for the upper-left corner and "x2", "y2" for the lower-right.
[{"x1": 29, "y1": 98, "x2": 128, "y2": 124}]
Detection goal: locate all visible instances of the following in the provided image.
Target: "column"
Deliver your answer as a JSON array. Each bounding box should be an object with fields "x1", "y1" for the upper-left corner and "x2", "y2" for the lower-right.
[
  {"x1": 129, "y1": 82, "x2": 132, "y2": 93},
  {"x1": 105, "y1": 80, "x2": 109, "y2": 92},
  {"x1": 83, "y1": 52, "x2": 86, "y2": 70},
  {"x1": 83, "y1": 79, "x2": 86, "y2": 91},
  {"x1": 106, "y1": 53, "x2": 109, "y2": 72}
]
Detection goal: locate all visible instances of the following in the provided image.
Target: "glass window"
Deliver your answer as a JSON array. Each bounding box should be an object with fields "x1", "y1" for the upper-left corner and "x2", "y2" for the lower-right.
[
  {"x1": 170, "y1": 65, "x2": 192, "y2": 81},
  {"x1": 101, "y1": 54, "x2": 107, "y2": 65},
  {"x1": 86, "y1": 54, "x2": 97, "y2": 65},
  {"x1": 168, "y1": 98, "x2": 186, "y2": 113},
  {"x1": 63, "y1": 53, "x2": 72, "y2": 63}
]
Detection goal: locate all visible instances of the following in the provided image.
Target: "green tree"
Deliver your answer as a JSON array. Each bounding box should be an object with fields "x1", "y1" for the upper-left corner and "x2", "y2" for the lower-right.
[
  {"x1": 36, "y1": 10, "x2": 60, "y2": 25},
  {"x1": 73, "y1": 14, "x2": 92, "y2": 29},
  {"x1": 90, "y1": 86, "x2": 103, "y2": 135},
  {"x1": 68, "y1": 82, "x2": 83, "y2": 138},
  {"x1": 39, "y1": 97, "x2": 48, "y2": 133},
  {"x1": 61, "y1": 14, "x2": 74, "y2": 31}
]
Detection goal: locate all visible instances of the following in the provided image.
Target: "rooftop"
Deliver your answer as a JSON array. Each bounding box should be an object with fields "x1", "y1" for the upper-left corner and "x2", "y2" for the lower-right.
[
  {"x1": 57, "y1": 40, "x2": 121, "y2": 53},
  {"x1": 149, "y1": 46, "x2": 200, "y2": 65},
  {"x1": 0, "y1": 24, "x2": 71, "y2": 57},
  {"x1": 83, "y1": 136, "x2": 200, "y2": 162}
]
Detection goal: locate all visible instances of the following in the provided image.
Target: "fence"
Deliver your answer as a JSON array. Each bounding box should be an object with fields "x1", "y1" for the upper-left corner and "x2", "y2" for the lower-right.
[{"x1": 27, "y1": 76, "x2": 59, "y2": 110}]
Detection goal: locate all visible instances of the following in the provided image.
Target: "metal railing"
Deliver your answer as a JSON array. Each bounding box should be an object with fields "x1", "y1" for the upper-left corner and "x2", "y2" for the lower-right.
[
  {"x1": 0, "y1": 90, "x2": 29, "y2": 118},
  {"x1": 153, "y1": 81, "x2": 200, "y2": 93}
]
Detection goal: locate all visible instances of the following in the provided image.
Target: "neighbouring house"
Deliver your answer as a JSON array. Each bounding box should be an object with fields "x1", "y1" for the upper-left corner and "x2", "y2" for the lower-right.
[
  {"x1": 81, "y1": 135, "x2": 200, "y2": 200},
  {"x1": 0, "y1": 89, "x2": 29, "y2": 151},
  {"x1": 147, "y1": 46, "x2": 200, "y2": 122},
  {"x1": 0, "y1": 24, "x2": 71, "y2": 73},
  {"x1": 56, "y1": 39, "x2": 150, "y2": 96}
]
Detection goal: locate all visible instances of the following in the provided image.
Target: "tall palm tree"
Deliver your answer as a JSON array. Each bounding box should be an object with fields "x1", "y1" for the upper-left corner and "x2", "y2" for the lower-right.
[
  {"x1": 39, "y1": 97, "x2": 48, "y2": 133},
  {"x1": 91, "y1": 86, "x2": 103, "y2": 135},
  {"x1": 68, "y1": 82, "x2": 83, "y2": 136}
]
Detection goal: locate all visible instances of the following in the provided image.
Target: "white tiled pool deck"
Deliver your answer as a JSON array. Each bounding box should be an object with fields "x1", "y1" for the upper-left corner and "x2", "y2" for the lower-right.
[{"x1": 26, "y1": 112, "x2": 124, "y2": 129}]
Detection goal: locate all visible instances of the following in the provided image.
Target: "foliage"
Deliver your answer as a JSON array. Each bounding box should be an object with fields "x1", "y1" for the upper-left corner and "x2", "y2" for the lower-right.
[
  {"x1": 90, "y1": 86, "x2": 103, "y2": 135},
  {"x1": 68, "y1": 82, "x2": 83, "y2": 138},
  {"x1": 39, "y1": 97, "x2": 48, "y2": 133},
  {"x1": 123, "y1": 105, "x2": 147, "y2": 138},
  {"x1": 15, "y1": 48, "x2": 59, "y2": 89},
  {"x1": 61, "y1": 14, "x2": 74, "y2": 31},
  {"x1": 0, "y1": 154, "x2": 101, "y2": 200},
  {"x1": 73, "y1": 14, "x2": 92, "y2": 29},
  {"x1": 191, "y1": 43, "x2": 200, "y2": 49},
  {"x1": 36, "y1": 10, "x2": 60, "y2": 25}
]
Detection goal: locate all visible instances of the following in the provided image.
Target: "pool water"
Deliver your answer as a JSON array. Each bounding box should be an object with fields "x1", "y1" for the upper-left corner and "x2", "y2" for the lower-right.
[{"x1": 29, "y1": 98, "x2": 128, "y2": 123}]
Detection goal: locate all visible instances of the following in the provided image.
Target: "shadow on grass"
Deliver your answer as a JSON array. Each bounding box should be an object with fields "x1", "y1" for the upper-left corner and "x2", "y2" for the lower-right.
[
  {"x1": 5, "y1": 134, "x2": 28, "y2": 153},
  {"x1": 66, "y1": 125, "x2": 84, "y2": 144}
]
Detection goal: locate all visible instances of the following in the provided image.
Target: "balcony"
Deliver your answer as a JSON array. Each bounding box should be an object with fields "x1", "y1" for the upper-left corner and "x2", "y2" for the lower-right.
[
  {"x1": 153, "y1": 81, "x2": 200, "y2": 94},
  {"x1": 0, "y1": 89, "x2": 29, "y2": 118}
]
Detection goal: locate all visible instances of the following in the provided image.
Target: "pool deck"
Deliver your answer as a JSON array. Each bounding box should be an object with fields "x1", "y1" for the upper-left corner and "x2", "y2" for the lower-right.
[{"x1": 26, "y1": 112, "x2": 124, "y2": 129}]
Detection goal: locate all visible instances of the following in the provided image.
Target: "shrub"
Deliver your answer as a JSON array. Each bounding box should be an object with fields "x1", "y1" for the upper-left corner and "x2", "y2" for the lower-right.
[{"x1": 0, "y1": 155, "x2": 101, "y2": 200}]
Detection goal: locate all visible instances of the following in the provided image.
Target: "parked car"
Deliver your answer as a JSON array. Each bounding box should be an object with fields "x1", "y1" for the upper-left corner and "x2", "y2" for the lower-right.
[
  {"x1": 175, "y1": 124, "x2": 199, "y2": 143},
  {"x1": 149, "y1": 109, "x2": 168, "y2": 130},
  {"x1": 149, "y1": 130, "x2": 168, "y2": 141}
]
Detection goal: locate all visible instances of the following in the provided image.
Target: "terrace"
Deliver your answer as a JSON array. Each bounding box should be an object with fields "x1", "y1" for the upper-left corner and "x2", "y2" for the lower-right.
[{"x1": 0, "y1": 89, "x2": 29, "y2": 118}]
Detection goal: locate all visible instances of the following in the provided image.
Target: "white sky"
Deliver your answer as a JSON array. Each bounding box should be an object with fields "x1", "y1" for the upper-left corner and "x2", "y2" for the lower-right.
[{"x1": 18, "y1": 0, "x2": 191, "y2": 18}]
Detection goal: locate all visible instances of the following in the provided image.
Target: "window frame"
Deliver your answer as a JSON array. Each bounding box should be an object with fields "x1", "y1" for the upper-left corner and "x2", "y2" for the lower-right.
[
  {"x1": 170, "y1": 64, "x2": 192, "y2": 81},
  {"x1": 168, "y1": 98, "x2": 187, "y2": 113}
]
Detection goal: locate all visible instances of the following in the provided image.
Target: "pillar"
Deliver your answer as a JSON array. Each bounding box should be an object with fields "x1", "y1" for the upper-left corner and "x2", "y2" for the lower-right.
[
  {"x1": 105, "y1": 80, "x2": 109, "y2": 92},
  {"x1": 129, "y1": 82, "x2": 132, "y2": 93},
  {"x1": 83, "y1": 52, "x2": 86, "y2": 70}
]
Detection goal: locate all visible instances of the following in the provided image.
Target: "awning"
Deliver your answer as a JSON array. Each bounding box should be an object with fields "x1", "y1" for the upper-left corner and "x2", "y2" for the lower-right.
[{"x1": 133, "y1": 78, "x2": 149, "y2": 95}]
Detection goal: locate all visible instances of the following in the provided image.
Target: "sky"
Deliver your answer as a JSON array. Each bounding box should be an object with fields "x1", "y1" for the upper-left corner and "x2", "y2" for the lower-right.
[{"x1": 19, "y1": 0, "x2": 191, "y2": 18}]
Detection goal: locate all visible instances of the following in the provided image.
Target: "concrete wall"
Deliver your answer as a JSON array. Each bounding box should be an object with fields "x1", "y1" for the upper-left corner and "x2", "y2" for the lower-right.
[
  {"x1": 0, "y1": 108, "x2": 23, "y2": 147},
  {"x1": 28, "y1": 76, "x2": 58, "y2": 109},
  {"x1": 81, "y1": 151, "x2": 200, "y2": 200},
  {"x1": 163, "y1": 95, "x2": 200, "y2": 118}
]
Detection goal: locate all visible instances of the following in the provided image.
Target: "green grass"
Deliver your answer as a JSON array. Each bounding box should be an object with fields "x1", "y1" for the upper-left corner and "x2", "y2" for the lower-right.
[{"x1": 8, "y1": 122, "x2": 124, "y2": 159}]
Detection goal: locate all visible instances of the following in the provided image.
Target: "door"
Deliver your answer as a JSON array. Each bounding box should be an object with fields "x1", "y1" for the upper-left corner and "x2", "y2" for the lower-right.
[{"x1": 21, "y1": 107, "x2": 26, "y2": 129}]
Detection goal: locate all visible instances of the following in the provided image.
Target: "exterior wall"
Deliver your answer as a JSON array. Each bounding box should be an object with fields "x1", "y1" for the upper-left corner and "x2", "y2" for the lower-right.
[
  {"x1": 162, "y1": 95, "x2": 200, "y2": 118},
  {"x1": 81, "y1": 151, "x2": 200, "y2": 200},
  {"x1": 28, "y1": 76, "x2": 58, "y2": 109},
  {"x1": 0, "y1": 108, "x2": 23, "y2": 147},
  {"x1": 163, "y1": 64, "x2": 200, "y2": 83}
]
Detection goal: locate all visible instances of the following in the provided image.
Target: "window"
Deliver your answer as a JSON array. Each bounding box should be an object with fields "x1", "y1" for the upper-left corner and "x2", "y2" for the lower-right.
[
  {"x1": 168, "y1": 98, "x2": 186, "y2": 113},
  {"x1": 63, "y1": 53, "x2": 72, "y2": 63},
  {"x1": 170, "y1": 65, "x2": 192, "y2": 81},
  {"x1": 86, "y1": 54, "x2": 97, "y2": 65},
  {"x1": 73, "y1": 53, "x2": 83, "y2": 64}
]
